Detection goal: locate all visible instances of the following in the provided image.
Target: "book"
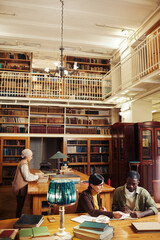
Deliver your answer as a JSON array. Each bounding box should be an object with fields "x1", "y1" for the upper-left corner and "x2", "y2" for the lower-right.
[
  {"x1": 37, "y1": 175, "x2": 49, "y2": 183},
  {"x1": 74, "y1": 231, "x2": 114, "y2": 240},
  {"x1": 32, "y1": 226, "x2": 50, "y2": 237},
  {"x1": 19, "y1": 228, "x2": 33, "y2": 239},
  {"x1": 14, "y1": 215, "x2": 44, "y2": 228},
  {"x1": 50, "y1": 174, "x2": 80, "y2": 183},
  {"x1": 131, "y1": 222, "x2": 160, "y2": 232},
  {"x1": 79, "y1": 221, "x2": 109, "y2": 231},
  {"x1": 0, "y1": 229, "x2": 18, "y2": 240},
  {"x1": 73, "y1": 225, "x2": 114, "y2": 239},
  {"x1": 19, "y1": 227, "x2": 50, "y2": 240}
]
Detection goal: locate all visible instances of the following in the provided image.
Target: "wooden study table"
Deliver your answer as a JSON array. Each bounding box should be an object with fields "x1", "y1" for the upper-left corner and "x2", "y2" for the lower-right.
[
  {"x1": 1, "y1": 213, "x2": 160, "y2": 239},
  {"x1": 28, "y1": 170, "x2": 114, "y2": 215}
]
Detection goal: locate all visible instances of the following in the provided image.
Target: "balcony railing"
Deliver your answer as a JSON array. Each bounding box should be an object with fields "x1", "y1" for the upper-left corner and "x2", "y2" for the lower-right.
[
  {"x1": 103, "y1": 26, "x2": 160, "y2": 99},
  {"x1": 0, "y1": 72, "x2": 104, "y2": 101}
]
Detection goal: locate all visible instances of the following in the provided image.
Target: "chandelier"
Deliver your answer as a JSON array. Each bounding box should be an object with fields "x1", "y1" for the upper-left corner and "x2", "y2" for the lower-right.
[{"x1": 54, "y1": 0, "x2": 78, "y2": 78}]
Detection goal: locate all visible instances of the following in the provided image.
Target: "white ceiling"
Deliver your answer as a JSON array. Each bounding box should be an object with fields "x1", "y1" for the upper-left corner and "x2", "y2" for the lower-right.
[
  {"x1": 0, "y1": 0, "x2": 160, "y2": 115},
  {"x1": 0, "y1": 0, "x2": 159, "y2": 67}
]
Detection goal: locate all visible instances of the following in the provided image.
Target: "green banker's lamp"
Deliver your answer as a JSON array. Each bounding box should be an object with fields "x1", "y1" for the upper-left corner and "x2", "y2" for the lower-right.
[
  {"x1": 50, "y1": 151, "x2": 68, "y2": 174},
  {"x1": 47, "y1": 179, "x2": 76, "y2": 240}
]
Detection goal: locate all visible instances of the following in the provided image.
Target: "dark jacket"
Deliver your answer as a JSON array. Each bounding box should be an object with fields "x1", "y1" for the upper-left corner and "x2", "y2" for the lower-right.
[{"x1": 76, "y1": 188, "x2": 113, "y2": 218}]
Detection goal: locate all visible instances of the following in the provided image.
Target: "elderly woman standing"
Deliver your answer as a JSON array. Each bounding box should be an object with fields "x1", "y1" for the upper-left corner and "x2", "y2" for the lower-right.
[{"x1": 12, "y1": 149, "x2": 43, "y2": 217}]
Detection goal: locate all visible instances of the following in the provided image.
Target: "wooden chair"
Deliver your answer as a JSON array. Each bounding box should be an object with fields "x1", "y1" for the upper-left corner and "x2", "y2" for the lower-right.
[{"x1": 129, "y1": 161, "x2": 140, "y2": 172}]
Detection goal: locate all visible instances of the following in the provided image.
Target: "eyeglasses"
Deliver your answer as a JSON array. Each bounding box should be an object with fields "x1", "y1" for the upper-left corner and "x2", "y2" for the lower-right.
[{"x1": 97, "y1": 183, "x2": 104, "y2": 187}]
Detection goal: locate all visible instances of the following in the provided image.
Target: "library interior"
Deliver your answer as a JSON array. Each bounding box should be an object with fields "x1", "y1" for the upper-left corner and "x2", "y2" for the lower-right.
[{"x1": 0, "y1": 1, "x2": 160, "y2": 240}]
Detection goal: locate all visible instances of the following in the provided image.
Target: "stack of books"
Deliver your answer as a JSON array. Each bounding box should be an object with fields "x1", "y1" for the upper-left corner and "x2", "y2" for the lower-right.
[
  {"x1": 50, "y1": 174, "x2": 80, "y2": 184},
  {"x1": 73, "y1": 221, "x2": 114, "y2": 240}
]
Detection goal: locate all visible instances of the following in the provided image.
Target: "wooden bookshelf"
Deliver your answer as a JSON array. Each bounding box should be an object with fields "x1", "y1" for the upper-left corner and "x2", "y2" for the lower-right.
[
  {"x1": 0, "y1": 105, "x2": 29, "y2": 133},
  {"x1": 66, "y1": 107, "x2": 111, "y2": 135},
  {"x1": 0, "y1": 51, "x2": 32, "y2": 72},
  {"x1": 0, "y1": 105, "x2": 112, "y2": 135},
  {"x1": 63, "y1": 137, "x2": 112, "y2": 177},
  {"x1": 30, "y1": 106, "x2": 64, "y2": 134},
  {"x1": 64, "y1": 56, "x2": 110, "y2": 76},
  {"x1": 0, "y1": 136, "x2": 30, "y2": 184}
]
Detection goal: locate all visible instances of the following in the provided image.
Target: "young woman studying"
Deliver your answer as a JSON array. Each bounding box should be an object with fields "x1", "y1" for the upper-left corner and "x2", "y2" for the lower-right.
[{"x1": 77, "y1": 173, "x2": 122, "y2": 219}]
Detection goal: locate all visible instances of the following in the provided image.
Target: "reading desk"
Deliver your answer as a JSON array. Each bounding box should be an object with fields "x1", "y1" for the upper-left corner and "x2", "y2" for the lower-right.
[
  {"x1": 0, "y1": 213, "x2": 160, "y2": 239},
  {"x1": 28, "y1": 170, "x2": 114, "y2": 215}
]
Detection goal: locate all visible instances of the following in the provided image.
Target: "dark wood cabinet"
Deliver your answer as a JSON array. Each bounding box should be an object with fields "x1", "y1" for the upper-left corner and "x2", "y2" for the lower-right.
[
  {"x1": 135, "y1": 121, "x2": 160, "y2": 195},
  {"x1": 111, "y1": 123, "x2": 135, "y2": 188}
]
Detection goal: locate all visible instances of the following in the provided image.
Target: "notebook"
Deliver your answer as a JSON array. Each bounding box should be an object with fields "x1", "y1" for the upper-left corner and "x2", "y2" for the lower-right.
[{"x1": 131, "y1": 222, "x2": 160, "y2": 232}]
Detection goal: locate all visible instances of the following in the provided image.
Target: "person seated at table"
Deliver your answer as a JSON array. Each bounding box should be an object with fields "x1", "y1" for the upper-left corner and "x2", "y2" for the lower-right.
[
  {"x1": 76, "y1": 173, "x2": 123, "y2": 219},
  {"x1": 112, "y1": 170, "x2": 158, "y2": 218},
  {"x1": 12, "y1": 149, "x2": 44, "y2": 218}
]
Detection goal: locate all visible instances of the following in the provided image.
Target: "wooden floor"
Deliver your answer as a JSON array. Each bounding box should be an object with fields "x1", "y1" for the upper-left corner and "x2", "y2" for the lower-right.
[{"x1": 0, "y1": 185, "x2": 32, "y2": 220}]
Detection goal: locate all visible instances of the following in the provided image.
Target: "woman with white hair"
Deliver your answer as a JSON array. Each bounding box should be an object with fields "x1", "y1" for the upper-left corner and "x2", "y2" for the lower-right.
[{"x1": 12, "y1": 149, "x2": 43, "y2": 217}]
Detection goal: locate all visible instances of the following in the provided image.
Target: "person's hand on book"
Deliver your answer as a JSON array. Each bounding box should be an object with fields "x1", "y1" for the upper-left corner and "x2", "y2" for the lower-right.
[
  {"x1": 121, "y1": 206, "x2": 131, "y2": 213},
  {"x1": 130, "y1": 211, "x2": 141, "y2": 218},
  {"x1": 112, "y1": 211, "x2": 123, "y2": 219},
  {"x1": 38, "y1": 174, "x2": 45, "y2": 179}
]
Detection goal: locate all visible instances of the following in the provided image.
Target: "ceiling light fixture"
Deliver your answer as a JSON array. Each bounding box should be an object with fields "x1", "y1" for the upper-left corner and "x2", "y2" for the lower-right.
[
  {"x1": 121, "y1": 29, "x2": 129, "y2": 36},
  {"x1": 54, "y1": 0, "x2": 78, "y2": 78}
]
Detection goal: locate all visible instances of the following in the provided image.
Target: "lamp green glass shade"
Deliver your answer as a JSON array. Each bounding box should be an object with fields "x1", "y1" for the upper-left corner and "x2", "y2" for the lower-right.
[{"x1": 47, "y1": 179, "x2": 76, "y2": 205}]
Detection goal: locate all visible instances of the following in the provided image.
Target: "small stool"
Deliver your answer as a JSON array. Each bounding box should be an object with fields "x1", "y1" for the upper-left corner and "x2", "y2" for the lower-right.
[{"x1": 129, "y1": 161, "x2": 140, "y2": 172}]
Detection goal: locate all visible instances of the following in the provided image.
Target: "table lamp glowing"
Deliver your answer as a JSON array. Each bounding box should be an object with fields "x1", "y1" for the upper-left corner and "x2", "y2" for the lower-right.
[
  {"x1": 49, "y1": 151, "x2": 68, "y2": 174},
  {"x1": 47, "y1": 179, "x2": 76, "y2": 240}
]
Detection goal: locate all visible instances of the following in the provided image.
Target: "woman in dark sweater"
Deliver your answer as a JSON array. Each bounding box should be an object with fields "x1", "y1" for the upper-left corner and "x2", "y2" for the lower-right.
[{"x1": 77, "y1": 173, "x2": 122, "y2": 219}]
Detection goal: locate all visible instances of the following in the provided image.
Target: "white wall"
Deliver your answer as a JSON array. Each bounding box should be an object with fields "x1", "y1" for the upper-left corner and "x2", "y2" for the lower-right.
[{"x1": 120, "y1": 99, "x2": 152, "y2": 122}]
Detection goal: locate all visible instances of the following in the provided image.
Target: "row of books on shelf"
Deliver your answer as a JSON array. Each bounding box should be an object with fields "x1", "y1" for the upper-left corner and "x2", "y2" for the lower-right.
[
  {"x1": 3, "y1": 139, "x2": 25, "y2": 145},
  {"x1": 66, "y1": 128, "x2": 97, "y2": 134},
  {"x1": 0, "y1": 126, "x2": 110, "y2": 135},
  {"x1": 0, "y1": 64, "x2": 30, "y2": 71},
  {"x1": 66, "y1": 108, "x2": 101, "y2": 115},
  {"x1": 30, "y1": 106, "x2": 64, "y2": 113},
  {"x1": 91, "y1": 165, "x2": 109, "y2": 175},
  {"x1": 72, "y1": 166, "x2": 88, "y2": 174},
  {"x1": 69, "y1": 155, "x2": 87, "y2": 163},
  {"x1": 67, "y1": 146, "x2": 87, "y2": 153},
  {"x1": 0, "y1": 126, "x2": 27, "y2": 133},
  {"x1": 66, "y1": 117, "x2": 110, "y2": 125},
  {"x1": 0, "y1": 117, "x2": 28, "y2": 123},
  {"x1": 99, "y1": 128, "x2": 111, "y2": 135},
  {"x1": 90, "y1": 146, "x2": 108, "y2": 153},
  {"x1": 68, "y1": 140, "x2": 87, "y2": 144},
  {"x1": 3, "y1": 147, "x2": 23, "y2": 156},
  {"x1": 3, "y1": 167, "x2": 17, "y2": 177},
  {"x1": 0, "y1": 72, "x2": 29, "y2": 78},
  {"x1": 90, "y1": 155, "x2": 108, "y2": 162},
  {"x1": 30, "y1": 126, "x2": 64, "y2": 133},
  {"x1": 0, "y1": 109, "x2": 28, "y2": 116},
  {"x1": 30, "y1": 117, "x2": 64, "y2": 124},
  {"x1": 0, "y1": 52, "x2": 30, "y2": 60},
  {"x1": 65, "y1": 56, "x2": 110, "y2": 64},
  {"x1": 0, "y1": 104, "x2": 28, "y2": 109},
  {"x1": 66, "y1": 63, "x2": 108, "y2": 72},
  {"x1": 3, "y1": 158, "x2": 21, "y2": 163}
]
